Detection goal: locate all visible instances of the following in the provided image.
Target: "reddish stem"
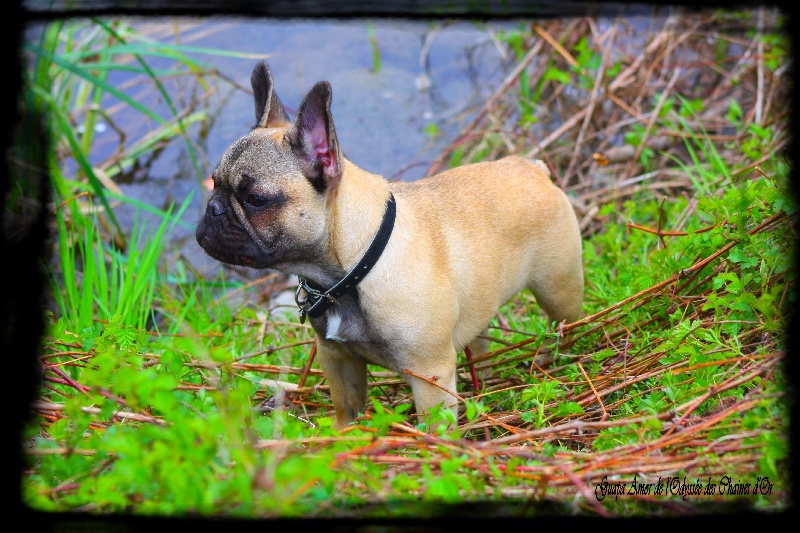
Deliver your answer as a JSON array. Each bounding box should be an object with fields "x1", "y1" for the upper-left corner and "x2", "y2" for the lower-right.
[{"x1": 464, "y1": 346, "x2": 480, "y2": 391}]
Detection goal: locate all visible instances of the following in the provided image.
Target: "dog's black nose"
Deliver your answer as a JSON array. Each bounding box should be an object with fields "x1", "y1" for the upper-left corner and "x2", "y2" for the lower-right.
[{"x1": 207, "y1": 198, "x2": 226, "y2": 216}]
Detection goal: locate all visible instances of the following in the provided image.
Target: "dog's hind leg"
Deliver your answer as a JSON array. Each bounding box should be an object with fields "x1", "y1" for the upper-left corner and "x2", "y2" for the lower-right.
[
  {"x1": 526, "y1": 219, "x2": 584, "y2": 328},
  {"x1": 526, "y1": 267, "x2": 583, "y2": 368},
  {"x1": 529, "y1": 275, "x2": 583, "y2": 326},
  {"x1": 523, "y1": 249, "x2": 584, "y2": 368}
]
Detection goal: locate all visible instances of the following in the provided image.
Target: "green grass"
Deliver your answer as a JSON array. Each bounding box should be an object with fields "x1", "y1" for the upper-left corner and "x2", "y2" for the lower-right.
[{"x1": 15, "y1": 12, "x2": 794, "y2": 518}]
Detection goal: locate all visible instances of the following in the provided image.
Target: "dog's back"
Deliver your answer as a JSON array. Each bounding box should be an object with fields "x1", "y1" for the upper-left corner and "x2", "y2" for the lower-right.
[{"x1": 390, "y1": 155, "x2": 584, "y2": 334}]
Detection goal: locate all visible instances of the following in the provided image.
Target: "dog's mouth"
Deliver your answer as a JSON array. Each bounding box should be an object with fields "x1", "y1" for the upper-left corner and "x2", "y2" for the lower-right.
[
  {"x1": 196, "y1": 214, "x2": 276, "y2": 269},
  {"x1": 206, "y1": 249, "x2": 270, "y2": 270},
  {"x1": 197, "y1": 233, "x2": 268, "y2": 269}
]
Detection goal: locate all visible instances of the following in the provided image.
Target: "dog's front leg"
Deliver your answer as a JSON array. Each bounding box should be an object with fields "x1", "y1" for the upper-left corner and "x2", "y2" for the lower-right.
[
  {"x1": 405, "y1": 346, "x2": 459, "y2": 427},
  {"x1": 316, "y1": 339, "x2": 367, "y2": 430}
]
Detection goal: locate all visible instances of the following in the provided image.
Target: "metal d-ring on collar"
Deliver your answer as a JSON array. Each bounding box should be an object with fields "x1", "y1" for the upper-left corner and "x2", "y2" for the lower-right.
[{"x1": 295, "y1": 193, "x2": 396, "y2": 323}]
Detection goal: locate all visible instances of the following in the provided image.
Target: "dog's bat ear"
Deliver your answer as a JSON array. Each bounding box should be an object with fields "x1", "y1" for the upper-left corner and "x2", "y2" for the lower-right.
[
  {"x1": 251, "y1": 61, "x2": 291, "y2": 129},
  {"x1": 287, "y1": 81, "x2": 343, "y2": 192}
]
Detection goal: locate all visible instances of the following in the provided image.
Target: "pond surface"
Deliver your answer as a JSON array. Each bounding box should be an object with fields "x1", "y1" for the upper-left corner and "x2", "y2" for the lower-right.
[{"x1": 86, "y1": 18, "x2": 522, "y2": 277}]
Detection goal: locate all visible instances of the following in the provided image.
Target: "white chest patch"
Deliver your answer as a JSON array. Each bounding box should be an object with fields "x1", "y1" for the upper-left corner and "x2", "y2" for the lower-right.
[{"x1": 325, "y1": 311, "x2": 347, "y2": 342}]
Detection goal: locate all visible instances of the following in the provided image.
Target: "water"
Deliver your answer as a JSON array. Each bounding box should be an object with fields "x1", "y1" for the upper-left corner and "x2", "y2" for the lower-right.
[{"x1": 77, "y1": 17, "x2": 521, "y2": 277}]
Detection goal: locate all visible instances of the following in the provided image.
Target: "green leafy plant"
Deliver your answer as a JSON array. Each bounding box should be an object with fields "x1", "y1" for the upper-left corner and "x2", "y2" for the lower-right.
[{"x1": 366, "y1": 21, "x2": 381, "y2": 73}]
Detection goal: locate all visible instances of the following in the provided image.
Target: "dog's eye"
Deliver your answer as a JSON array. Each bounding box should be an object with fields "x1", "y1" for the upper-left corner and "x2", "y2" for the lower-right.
[{"x1": 246, "y1": 193, "x2": 269, "y2": 208}]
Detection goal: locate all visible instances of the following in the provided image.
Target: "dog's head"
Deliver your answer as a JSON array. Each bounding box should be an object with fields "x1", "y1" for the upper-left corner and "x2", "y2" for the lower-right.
[{"x1": 196, "y1": 61, "x2": 344, "y2": 271}]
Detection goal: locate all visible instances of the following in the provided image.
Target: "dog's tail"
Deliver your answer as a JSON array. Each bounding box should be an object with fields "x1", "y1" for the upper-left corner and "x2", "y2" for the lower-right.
[{"x1": 529, "y1": 158, "x2": 551, "y2": 178}]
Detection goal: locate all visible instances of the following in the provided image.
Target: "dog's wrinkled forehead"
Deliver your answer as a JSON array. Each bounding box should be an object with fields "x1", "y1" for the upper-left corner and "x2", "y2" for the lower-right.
[{"x1": 215, "y1": 129, "x2": 297, "y2": 187}]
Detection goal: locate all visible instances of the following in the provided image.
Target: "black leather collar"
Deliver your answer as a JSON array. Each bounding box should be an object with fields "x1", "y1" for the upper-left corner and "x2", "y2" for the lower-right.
[{"x1": 295, "y1": 193, "x2": 396, "y2": 323}]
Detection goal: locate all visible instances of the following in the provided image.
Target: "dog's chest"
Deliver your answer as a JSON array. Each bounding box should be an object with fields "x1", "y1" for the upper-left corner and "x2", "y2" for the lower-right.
[
  {"x1": 319, "y1": 308, "x2": 359, "y2": 343},
  {"x1": 309, "y1": 299, "x2": 393, "y2": 367}
]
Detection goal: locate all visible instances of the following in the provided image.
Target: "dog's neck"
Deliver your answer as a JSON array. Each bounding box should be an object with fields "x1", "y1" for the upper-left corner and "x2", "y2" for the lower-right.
[
  {"x1": 326, "y1": 158, "x2": 392, "y2": 274},
  {"x1": 278, "y1": 158, "x2": 392, "y2": 291}
]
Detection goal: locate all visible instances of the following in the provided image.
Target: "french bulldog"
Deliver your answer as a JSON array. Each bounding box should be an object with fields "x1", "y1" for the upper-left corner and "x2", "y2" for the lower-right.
[{"x1": 196, "y1": 60, "x2": 584, "y2": 430}]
